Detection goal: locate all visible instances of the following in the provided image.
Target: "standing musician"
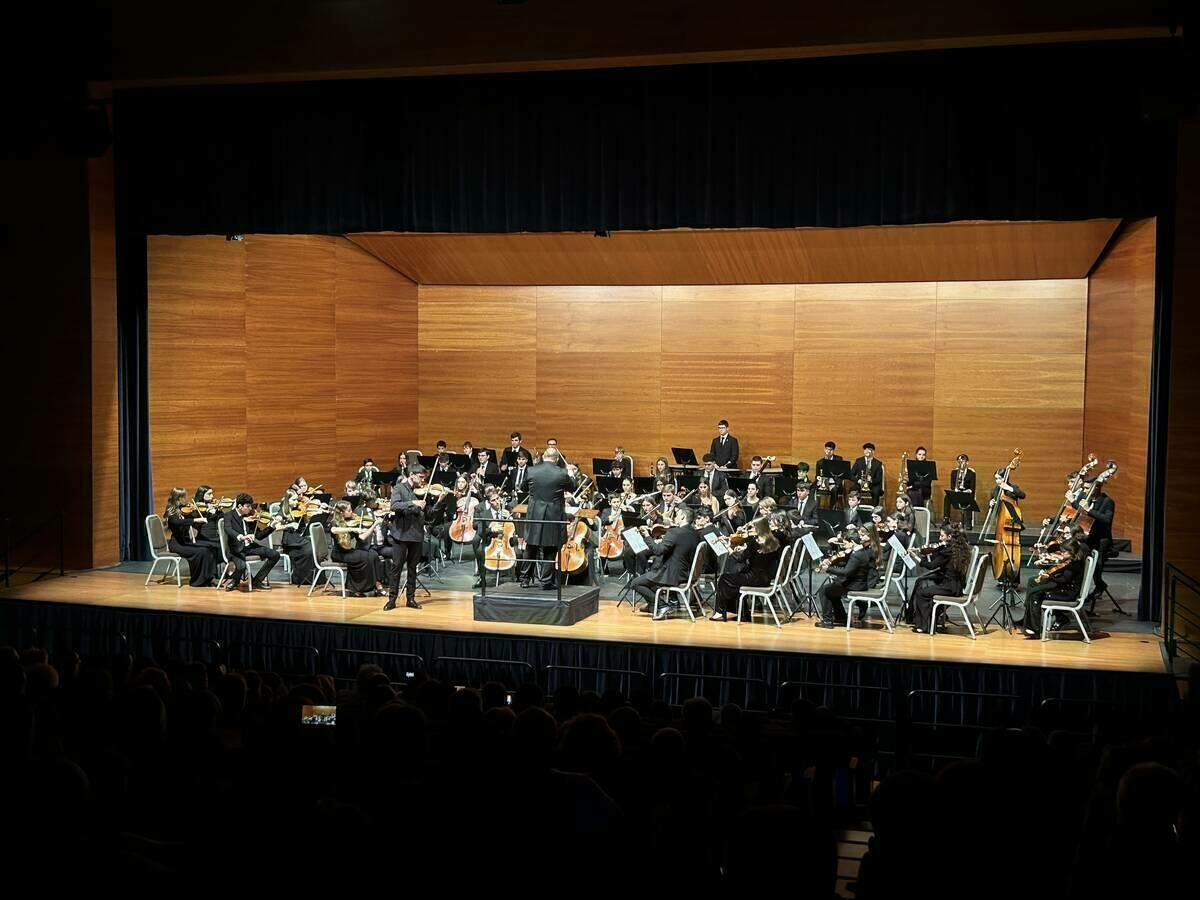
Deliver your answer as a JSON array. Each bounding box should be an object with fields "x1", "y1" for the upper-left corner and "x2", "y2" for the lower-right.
[
  {"x1": 718, "y1": 490, "x2": 747, "y2": 535},
  {"x1": 815, "y1": 441, "x2": 844, "y2": 507},
  {"x1": 700, "y1": 453, "x2": 729, "y2": 495},
  {"x1": 850, "y1": 443, "x2": 884, "y2": 507},
  {"x1": 1023, "y1": 522, "x2": 1089, "y2": 637},
  {"x1": 611, "y1": 447, "x2": 634, "y2": 480},
  {"x1": 191, "y1": 485, "x2": 229, "y2": 573},
  {"x1": 222, "y1": 494, "x2": 281, "y2": 592},
  {"x1": 908, "y1": 524, "x2": 972, "y2": 632},
  {"x1": 786, "y1": 483, "x2": 819, "y2": 531},
  {"x1": 945, "y1": 454, "x2": 977, "y2": 526},
  {"x1": 278, "y1": 477, "x2": 317, "y2": 585},
  {"x1": 163, "y1": 488, "x2": 218, "y2": 588},
  {"x1": 814, "y1": 525, "x2": 878, "y2": 628},
  {"x1": 523, "y1": 448, "x2": 576, "y2": 588},
  {"x1": 711, "y1": 517, "x2": 782, "y2": 622},
  {"x1": 906, "y1": 446, "x2": 935, "y2": 509},
  {"x1": 710, "y1": 419, "x2": 740, "y2": 469},
  {"x1": 472, "y1": 486, "x2": 516, "y2": 589},
  {"x1": 630, "y1": 506, "x2": 701, "y2": 619},
  {"x1": 1077, "y1": 476, "x2": 1116, "y2": 605},
  {"x1": 691, "y1": 479, "x2": 721, "y2": 518},
  {"x1": 384, "y1": 465, "x2": 429, "y2": 610},
  {"x1": 329, "y1": 500, "x2": 387, "y2": 597},
  {"x1": 500, "y1": 431, "x2": 525, "y2": 472},
  {"x1": 988, "y1": 469, "x2": 1026, "y2": 509},
  {"x1": 504, "y1": 449, "x2": 533, "y2": 499},
  {"x1": 747, "y1": 455, "x2": 776, "y2": 499}
]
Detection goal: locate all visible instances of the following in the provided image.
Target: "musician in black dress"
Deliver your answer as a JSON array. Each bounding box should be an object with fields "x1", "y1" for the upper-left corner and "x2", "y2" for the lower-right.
[
  {"x1": 1022, "y1": 523, "x2": 1089, "y2": 637},
  {"x1": 742, "y1": 481, "x2": 762, "y2": 520},
  {"x1": 712, "y1": 517, "x2": 782, "y2": 621},
  {"x1": 710, "y1": 419, "x2": 739, "y2": 469},
  {"x1": 719, "y1": 490, "x2": 747, "y2": 535},
  {"x1": 945, "y1": 454, "x2": 977, "y2": 527},
  {"x1": 163, "y1": 488, "x2": 217, "y2": 588},
  {"x1": 630, "y1": 507, "x2": 702, "y2": 618},
  {"x1": 384, "y1": 466, "x2": 429, "y2": 610},
  {"x1": 814, "y1": 528, "x2": 875, "y2": 628},
  {"x1": 850, "y1": 443, "x2": 885, "y2": 507},
  {"x1": 523, "y1": 448, "x2": 576, "y2": 588},
  {"x1": 329, "y1": 501, "x2": 387, "y2": 597},
  {"x1": 909, "y1": 525, "x2": 972, "y2": 633},
  {"x1": 906, "y1": 446, "x2": 935, "y2": 508},
  {"x1": 191, "y1": 485, "x2": 228, "y2": 572},
  {"x1": 222, "y1": 494, "x2": 281, "y2": 591},
  {"x1": 889, "y1": 494, "x2": 917, "y2": 541},
  {"x1": 700, "y1": 454, "x2": 729, "y2": 495},
  {"x1": 278, "y1": 477, "x2": 316, "y2": 585}
]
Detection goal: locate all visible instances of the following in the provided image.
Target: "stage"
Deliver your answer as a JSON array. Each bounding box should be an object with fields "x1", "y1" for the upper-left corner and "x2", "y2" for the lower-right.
[{"x1": 0, "y1": 567, "x2": 1167, "y2": 676}]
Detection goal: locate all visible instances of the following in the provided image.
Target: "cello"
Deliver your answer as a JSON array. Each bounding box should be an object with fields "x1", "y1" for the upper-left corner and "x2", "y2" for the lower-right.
[
  {"x1": 448, "y1": 483, "x2": 479, "y2": 544},
  {"x1": 556, "y1": 483, "x2": 595, "y2": 575},
  {"x1": 984, "y1": 449, "x2": 1024, "y2": 582},
  {"x1": 483, "y1": 507, "x2": 518, "y2": 572},
  {"x1": 598, "y1": 495, "x2": 627, "y2": 560}
]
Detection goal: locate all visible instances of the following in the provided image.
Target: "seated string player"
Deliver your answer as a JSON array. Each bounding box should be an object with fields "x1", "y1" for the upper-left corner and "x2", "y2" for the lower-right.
[
  {"x1": 222, "y1": 493, "x2": 281, "y2": 592},
  {"x1": 630, "y1": 506, "x2": 701, "y2": 619}
]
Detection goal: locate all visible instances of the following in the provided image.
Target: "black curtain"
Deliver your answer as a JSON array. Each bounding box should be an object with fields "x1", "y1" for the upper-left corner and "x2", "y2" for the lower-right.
[{"x1": 111, "y1": 40, "x2": 1184, "y2": 560}]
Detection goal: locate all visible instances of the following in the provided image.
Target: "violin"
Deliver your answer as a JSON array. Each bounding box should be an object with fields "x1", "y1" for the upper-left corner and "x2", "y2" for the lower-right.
[
  {"x1": 1034, "y1": 556, "x2": 1075, "y2": 584},
  {"x1": 818, "y1": 545, "x2": 856, "y2": 572}
]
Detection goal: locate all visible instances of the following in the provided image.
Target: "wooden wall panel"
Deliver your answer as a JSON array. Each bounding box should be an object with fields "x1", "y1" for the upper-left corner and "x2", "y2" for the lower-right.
[
  {"x1": 1083, "y1": 219, "x2": 1154, "y2": 553},
  {"x1": 536, "y1": 286, "x2": 663, "y2": 354},
  {"x1": 89, "y1": 150, "x2": 120, "y2": 567},
  {"x1": 147, "y1": 236, "x2": 249, "y2": 505},
  {"x1": 333, "y1": 238, "x2": 419, "y2": 478},
  {"x1": 662, "y1": 285, "x2": 795, "y2": 349},
  {"x1": 418, "y1": 286, "x2": 536, "y2": 351},
  {"x1": 244, "y1": 236, "x2": 338, "y2": 500},
  {"x1": 417, "y1": 350, "x2": 537, "y2": 454}
]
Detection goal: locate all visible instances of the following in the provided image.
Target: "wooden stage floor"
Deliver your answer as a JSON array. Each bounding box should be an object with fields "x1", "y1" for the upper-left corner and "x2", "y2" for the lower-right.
[{"x1": 0, "y1": 569, "x2": 1167, "y2": 675}]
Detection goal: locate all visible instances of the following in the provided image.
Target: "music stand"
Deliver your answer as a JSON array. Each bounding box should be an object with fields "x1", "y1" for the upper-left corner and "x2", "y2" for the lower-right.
[
  {"x1": 945, "y1": 491, "x2": 979, "y2": 532},
  {"x1": 592, "y1": 458, "x2": 613, "y2": 477},
  {"x1": 671, "y1": 447, "x2": 699, "y2": 466},
  {"x1": 676, "y1": 474, "x2": 701, "y2": 492},
  {"x1": 449, "y1": 452, "x2": 470, "y2": 471},
  {"x1": 907, "y1": 459, "x2": 937, "y2": 499},
  {"x1": 595, "y1": 475, "x2": 623, "y2": 496},
  {"x1": 815, "y1": 508, "x2": 844, "y2": 540},
  {"x1": 633, "y1": 476, "x2": 658, "y2": 493}
]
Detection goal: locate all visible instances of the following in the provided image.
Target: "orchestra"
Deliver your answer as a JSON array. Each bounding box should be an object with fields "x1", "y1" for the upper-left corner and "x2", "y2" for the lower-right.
[{"x1": 151, "y1": 433, "x2": 1121, "y2": 641}]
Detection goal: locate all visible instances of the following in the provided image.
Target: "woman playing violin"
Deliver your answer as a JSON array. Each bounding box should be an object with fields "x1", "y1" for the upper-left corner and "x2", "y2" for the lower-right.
[
  {"x1": 328, "y1": 500, "x2": 387, "y2": 597},
  {"x1": 190, "y1": 485, "x2": 229, "y2": 573},
  {"x1": 163, "y1": 487, "x2": 218, "y2": 587},
  {"x1": 711, "y1": 517, "x2": 782, "y2": 622},
  {"x1": 909, "y1": 524, "x2": 972, "y2": 633},
  {"x1": 278, "y1": 476, "x2": 317, "y2": 585},
  {"x1": 1022, "y1": 522, "x2": 1089, "y2": 638}
]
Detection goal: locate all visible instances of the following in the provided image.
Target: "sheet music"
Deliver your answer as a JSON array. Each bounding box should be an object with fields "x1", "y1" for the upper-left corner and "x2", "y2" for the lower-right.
[
  {"x1": 622, "y1": 527, "x2": 648, "y2": 555},
  {"x1": 889, "y1": 533, "x2": 917, "y2": 569},
  {"x1": 703, "y1": 531, "x2": 729, "y2": 557},
  {"x1": 801, "y1": 532, "x2": 822, "y2": 560}
]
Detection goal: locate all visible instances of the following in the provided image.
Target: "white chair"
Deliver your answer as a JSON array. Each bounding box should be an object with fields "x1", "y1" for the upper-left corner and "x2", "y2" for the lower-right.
[
  {"x1": 737, "y1": 544, "x2": 792, "y2": 629},
  {"x1": 652, "y1": 544, "x2": 709, "y2": 622},
  {"x1": 216, "y1": 523, "x2": 269, "y2": 591},
  {"x1": 776, "y1": 541, "x2": 807, "y2": 616},
  {"x1": 844, "y1": 546, "x2": 897, "y2": 632},
  {"x1": 307, "y1": 522, "x2": 348, "y2": 598},
  {"x1": 144, "y1": 515, "x2": 183, "y2": 587},
  {"x1": 913, "y1": 506, "x2": 931, "y2": 547},
  {"x1": 1040, "y1": 551, "x2": 1098, "y2": 643},
  {"x1": 267, "y1": 502, "x2": 293, "y2": 577},
  {"x1": 788, "y1": 541, "x2": 817, "y2": 616},
  {"x1": 929, "y1": 546, "x2": 987, "y2": 639}
]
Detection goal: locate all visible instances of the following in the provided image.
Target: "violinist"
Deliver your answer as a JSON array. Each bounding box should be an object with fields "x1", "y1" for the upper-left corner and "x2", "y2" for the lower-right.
[
  {"x1": 222, "y1": 493, "x2": 281, "y2": 592},
  {"x1": 500, "y1": 431, "x2": 525, "y2": 472},
  {"x1": 611, "y1": 447, "x2": 633, "y2": 480},
  {"x1": 384, "y1": 464, "x2": 429, "y2": 611},
  {"x1": 711, "y1": 516, "x2": 781, "y2": 622},
  {"x1": 909, "y1": 525, "x2": 972, "y2": 633},
  {"x1": 850, "y1": 443, "x2": 884, "y2": 507},
  {"x1": 690, "y1": 479, "x2": 721, "y2": 518},
  {"x1": 658, "y1": 482, "x2": 682, "y2": 521},
  {"x1": 718, "y1": 490, "x2": 747, "y2": 535},
  {"x1": 278, "y1": 477, "x2": 316, "y2": 586},
  {"x1": 191, "y1": 485, "x2": 228, "y2": 569},
  {"x1": 163, "y1": 488, "x2": 218, "y2": 588},
  {"x1": 341, "y1": 480, "x2": 361, "y2": 504},
  {"x1": 814, "y1": 525, "x2": 876, "y2": 628},
  {"x1": 1022, "y1": 522, "x2": 1089, "y2": 637},
  {"x1": 621, "y1": 498, "x2": 661, "y2": 577},
  {"x1": 630, "y1": 506, "x2": 701, "y2": 619},
  {"x1": 945, "y1": 453, "x2": 977, "y2": 527},
  {"x1": 565, "y1": 462, "x2": 590, "y2": 497},
  {"x1": 329, "y1": 500, "x2": 387, "y2": 597},
  {"x1": 472, "y1": 486, "x2": 515, "y2": 589},
  {"x1": 700, "y1": 454, "x2": 729, "y2": 495},
  {"x1": 504, "y1": 449, "x2": 533, "y2": 498}
]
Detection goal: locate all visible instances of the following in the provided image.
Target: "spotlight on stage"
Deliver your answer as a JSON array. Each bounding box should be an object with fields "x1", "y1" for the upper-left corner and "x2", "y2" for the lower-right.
[{"x1": 225, "y1": 234, "x2": 244, "y2": 242}]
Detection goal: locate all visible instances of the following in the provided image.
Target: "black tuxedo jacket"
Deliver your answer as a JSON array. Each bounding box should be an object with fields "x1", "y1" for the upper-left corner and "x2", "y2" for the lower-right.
[
  {"x1": 505, "y1": 464, "x2": 532, "y2": 496},
  {"x1": 709, "y1": 434, "x2": 739, "y2": 468},
  {"x1": 645, "y1": 526, "x2": 701, "y2": 585},
  {"x1": 701, "y1": 469, "x2": 729, "y2": 495}
]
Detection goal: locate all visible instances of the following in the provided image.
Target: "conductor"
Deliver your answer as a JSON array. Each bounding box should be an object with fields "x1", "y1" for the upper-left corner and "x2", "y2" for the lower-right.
[{"x1": 523, "y1": 448, "x2": 577, "y2": 589}]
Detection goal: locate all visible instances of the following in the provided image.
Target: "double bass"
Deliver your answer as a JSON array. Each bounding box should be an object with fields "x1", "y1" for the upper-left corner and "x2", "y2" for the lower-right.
[{"x1": 984, "y1": 449, "x2": 1024, "y2": 582}]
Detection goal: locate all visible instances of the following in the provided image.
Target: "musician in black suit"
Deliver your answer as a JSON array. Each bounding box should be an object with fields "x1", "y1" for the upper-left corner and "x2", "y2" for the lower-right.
[
  {"x1": 499, "y1": 432, "x2": 525, "y2": 472},
  {"x1": 611, "y1": 447, "x2": 634, "y2": 480},
  {"x1": 504, "y1": 450, "x2": 533, "y2": 498},
  {"x1": 710, "y1": 419, "x2": 739, "y2": 469},
  {"x1": 523, "y1": 449, "x2": 576, "y2": 588},
  {"x1": 850, "y1": 443, "x2": 884, "y2": 507},
  {"x1": 945, "y1": 454, "x2": 977, "y2": 527},
  {"x1": 815, "y1": 441, "x2": 844, "y2": 507},
  {"x1": 786, "y1": 483, "x2": 819, "y2": 530},
  {"x1": 1078, "y1": 478, "x2": 1116, "y2": 604},
  {"x1": 384, "y1": 466, "x2": 429, "y2": 610},
  {"x1": 630, "y1": 507, "x2": 702, "y2": 618},
  {"x1": 431, "y1": 452, "x2": 458, "y2": 486},
  {"x1": 471, "y1": 448, "x2": 499, "y2": 484},
  {"x1": 747, "y1": 455, "x2": 775, "y2": 499},
  {"x1": 221, "y1": 494, "x2": 281, "y2": 591},
  {"x1": 700, "y1": 454, "x2": 729, "y2": 495},
  {"x1": 814, "y1": 532, "x2": 874, "y2": 627},
  {"x1": 843, "y1": 491, "x2": 867, "y2": 529}
]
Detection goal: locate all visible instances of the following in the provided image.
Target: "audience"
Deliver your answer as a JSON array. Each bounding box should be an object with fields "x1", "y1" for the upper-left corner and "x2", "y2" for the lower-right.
[{"x1": 0, "y1": 641, "x2": 1193, "y2": 892}]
